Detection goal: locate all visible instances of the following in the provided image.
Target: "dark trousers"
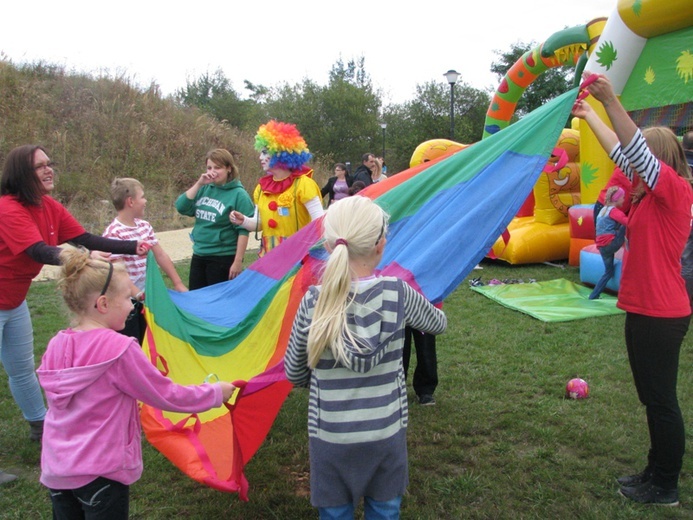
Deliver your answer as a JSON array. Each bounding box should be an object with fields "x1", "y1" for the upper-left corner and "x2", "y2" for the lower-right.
[
  {"x1": 624, "y1": 312, "x2": 690, "y2": 489},
  {"x1": 118, "y1": 300, "x2": 145, "y2": 344},
  {"x1": 188, "y1": 254, "x2": 235, "y2": 290},
  {"x1": 49, "y1": 477, "x2": 129, "y2": 519},
  {"x1": 403, "y1": 327, "x2": 438, "y2": 397}
]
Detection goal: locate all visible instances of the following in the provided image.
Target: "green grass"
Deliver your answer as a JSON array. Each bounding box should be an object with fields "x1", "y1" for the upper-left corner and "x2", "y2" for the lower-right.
[{"x1": 2, "y1": 258, "x2": 693, "y2": 519}]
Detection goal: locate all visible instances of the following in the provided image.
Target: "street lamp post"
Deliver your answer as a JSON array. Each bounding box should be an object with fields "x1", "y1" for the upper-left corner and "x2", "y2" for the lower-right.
[
  {"x1": 380, "y1": 122, "x2": 387, "y2": 162},
  {"x1": 443, "y1": 69, "x2": 460, "y2": 140}
]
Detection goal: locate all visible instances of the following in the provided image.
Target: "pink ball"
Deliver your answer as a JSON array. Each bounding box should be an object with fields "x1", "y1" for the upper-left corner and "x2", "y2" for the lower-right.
[{"x1": 565, "y1": 378, "x2": 590, "y2": 399}]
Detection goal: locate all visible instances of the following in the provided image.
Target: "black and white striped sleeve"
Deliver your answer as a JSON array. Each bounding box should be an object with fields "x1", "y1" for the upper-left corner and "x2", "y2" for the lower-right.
[
  {"x1": 609, "y1": 129, "x2": 660, "y2": 190},
  {"x1": 402, "y1": 282, "x2": 447, "y2": 336},
  {"x1": 285, "y1": 293, "x2": 314, "y2": 387},
  {"x1": 608, "y1": 143, "x2": 634, "y2": 182}
]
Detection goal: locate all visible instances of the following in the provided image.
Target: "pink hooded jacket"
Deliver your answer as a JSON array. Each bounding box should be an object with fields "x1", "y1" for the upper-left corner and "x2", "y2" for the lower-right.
[{"x1": 37, "y1": 328, "x2": 223, "y2": 489}]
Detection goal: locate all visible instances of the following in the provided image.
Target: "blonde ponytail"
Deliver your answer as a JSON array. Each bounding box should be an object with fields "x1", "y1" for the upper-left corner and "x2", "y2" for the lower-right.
[{"x1": 306, "y1": 196, "x2": 388, "y2": 368}]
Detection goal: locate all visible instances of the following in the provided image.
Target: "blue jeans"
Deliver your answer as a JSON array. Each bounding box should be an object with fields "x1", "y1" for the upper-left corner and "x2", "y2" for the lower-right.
[
  {"x1": 0, "y1": 301, "x2": 46, "y2": 421},
  {"x1": 589, "y1": 228, "x2": 626, "y2": 300},
  {"x1": 49, "y1": 477, "x2": 130, "y2": 519},
  {"x1": 319, "y1": 496, "x2": 402, "y2": 520}
]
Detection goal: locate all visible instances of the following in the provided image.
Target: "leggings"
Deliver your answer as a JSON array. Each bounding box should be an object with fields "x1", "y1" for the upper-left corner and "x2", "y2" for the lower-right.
[{"x1": 624, "y1": 312, "x2": 690, "y2": 489}]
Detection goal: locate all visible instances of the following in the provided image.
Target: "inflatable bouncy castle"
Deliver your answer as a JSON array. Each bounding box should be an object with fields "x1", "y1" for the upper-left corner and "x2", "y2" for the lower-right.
[{"x1": 484, "y1": 0, "x2": 693, "y2": 265}]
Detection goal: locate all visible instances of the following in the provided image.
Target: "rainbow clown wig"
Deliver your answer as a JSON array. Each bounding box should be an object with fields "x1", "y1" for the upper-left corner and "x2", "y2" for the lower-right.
[{"x1": 254, "y1": 120, "x2": 312, "y2": 171}]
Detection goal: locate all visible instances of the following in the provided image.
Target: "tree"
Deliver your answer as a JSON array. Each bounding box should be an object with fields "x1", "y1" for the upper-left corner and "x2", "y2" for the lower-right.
[
  {"x1": 379, "y1": 81, "x2": 489, "y2": 173},
  {"x1": 490, "y1": 41, "x2": 574, "y2": 117},
  {"x1": 177, "y1": 69, "x2": 259, "y2": 130},
  {"x1": 263, "y1": 57, "x2": 382, "y2": 168}
]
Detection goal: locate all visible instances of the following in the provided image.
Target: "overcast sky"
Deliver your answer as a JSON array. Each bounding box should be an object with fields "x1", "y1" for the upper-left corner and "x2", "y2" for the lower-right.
[{"x1": 2, "y1": 0, "x2": 615, "y2": 104}]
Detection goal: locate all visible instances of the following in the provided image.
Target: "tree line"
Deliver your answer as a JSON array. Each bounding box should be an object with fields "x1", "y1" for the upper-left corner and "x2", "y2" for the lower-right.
[{"x1": 177, "y1": 44, "x2": 573, "y2": 175}]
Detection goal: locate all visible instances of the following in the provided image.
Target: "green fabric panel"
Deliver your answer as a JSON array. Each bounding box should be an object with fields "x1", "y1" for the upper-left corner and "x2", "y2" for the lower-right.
[
  {"x1": 471, "y1": 278, "x2": 624, "y2": 322},
  {"x1": 621, "y1": 27, "x2": 693, "y2": 110},
  {"x1": 144, "y1": 252, "x2": 300, "y2": 356},
  {"x1": 378, "y1": 88, "x2": 578, "y2": 219}
]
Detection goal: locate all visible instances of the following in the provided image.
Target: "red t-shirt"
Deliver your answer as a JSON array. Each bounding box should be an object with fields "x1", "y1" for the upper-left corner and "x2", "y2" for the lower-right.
[
  {"x1": 0, "y1": 195, "x2": 85, "y2": 309},
  {"x1": 617, "y1": 163, "x2": 693, "y2": 317}
]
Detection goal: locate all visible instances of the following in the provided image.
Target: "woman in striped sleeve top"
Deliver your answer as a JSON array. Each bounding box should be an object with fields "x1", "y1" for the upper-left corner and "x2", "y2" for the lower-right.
[
  {"x1": 574, "y1": 73, "x2": 693, "y2": 507},
  {"x1": 285, "y1": 195, "x2": 447, "y2": 519}
]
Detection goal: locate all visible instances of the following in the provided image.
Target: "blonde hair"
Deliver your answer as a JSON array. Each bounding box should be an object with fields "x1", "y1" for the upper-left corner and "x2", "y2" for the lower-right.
[
  {"x1": 306, "y1": 196, "x2": 388, "y2": 368},
  {"x1": 110, "y1": 178, "x2": 144, "y2": 211},
  {"x1": 58, "y1": 246, "x2": 128, "y2": 315},
  {"x1": 371, "y1": 157, "x2": 383, "y2": 181},
  {"x1": 642, "y1": 127, "x2": 693, "y2": 182},
  {"x1": 604, "y1": 186, "x2": 622, "y2": 206}
]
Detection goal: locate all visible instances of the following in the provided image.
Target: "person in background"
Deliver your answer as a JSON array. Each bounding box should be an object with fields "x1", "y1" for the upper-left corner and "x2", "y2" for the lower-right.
[
  {"x1": 176, "y1": 149, "x2": 254, "y2": 290},
  {"x1": 348, "y1": 181, "x2": 366, "y2": 196},
  {"x1": 370, "y1": 157, "x2": 387, "y2": 184},
  {"x1": 0, "y1": 144, "x2": 147, "y2": 443},
  {"x1": 37, "y1": 246, "x2": 236, "y2": 520},
  {"x1": 683, "y1": 131, "x2": 693, "y2": 170},
  {"x1": 285, "y1": 196, "x2": 447, "y2": 519},
  {"x1": 103, "y1": 178, "x2": 187, "y2": 343},
  {"x1": 321, "y1": 163, "x2": 353, "y2": 206},
  {"x1": 573, "y1": 74, "x2": 693, "y2": 507},
  {"x1": 592, "y1": 168, "x2": 632, "y2": 227},
  {"x1": 351, "y1": 153, "x2": 377, "y2": 187},
  {"x1": 230, "y1": 121, "x2": 323, "y2": 256},
  {"x1": 403, "y1": 327, "x2": 438, "y2": 405},
  {"x1": 588, "y1": 186, "x2": 628, "y2": 300},
  {"x1": 680, "y1": 131, "x2": 693, "y2": 302}
]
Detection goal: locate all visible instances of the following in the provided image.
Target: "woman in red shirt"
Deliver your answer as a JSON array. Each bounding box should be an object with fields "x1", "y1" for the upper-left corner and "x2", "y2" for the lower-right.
[
  {"x1": 0, "y1": 145, "x2": 147, "y2": 444},
  {"x1": 574, "y1": 76, "x2": 693, "y2": 507}
]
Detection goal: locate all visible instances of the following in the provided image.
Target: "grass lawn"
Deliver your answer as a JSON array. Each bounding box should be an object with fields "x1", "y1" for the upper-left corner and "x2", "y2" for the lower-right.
[{"x1": 1, "y1": 257, "x2": 692, "y2": 519}]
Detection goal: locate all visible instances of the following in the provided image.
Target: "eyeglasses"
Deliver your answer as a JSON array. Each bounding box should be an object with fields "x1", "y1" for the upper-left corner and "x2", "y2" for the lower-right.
[
  {"x1": 34, "y1": 161, "x2": 55, "y2": 173},
  {"x1": 94, "y1": 263, "x2": 114, "y2": 308}
]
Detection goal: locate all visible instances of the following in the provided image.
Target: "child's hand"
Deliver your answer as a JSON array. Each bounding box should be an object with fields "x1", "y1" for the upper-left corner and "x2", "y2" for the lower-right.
[
  {"x1": 228, "y1": 259, "x2": 243, "y2": 280},
  {"x1": 173, "y1": 282, "x2": 189, "y2": 292},
  {"x1": 136, "y1": 241, "x2": 151, "y2": 256},
  {"x1": 219, "y1": 382, "x2": 237, "y2": 403},
  {"x1": 198, "y1": 171, "x2": 217, "y2": 186}
]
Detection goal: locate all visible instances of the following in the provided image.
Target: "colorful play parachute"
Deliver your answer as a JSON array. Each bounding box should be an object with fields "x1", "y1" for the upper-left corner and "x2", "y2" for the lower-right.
[{"x1": 140, "y1": 88, "x2": 578, "y2": 499}]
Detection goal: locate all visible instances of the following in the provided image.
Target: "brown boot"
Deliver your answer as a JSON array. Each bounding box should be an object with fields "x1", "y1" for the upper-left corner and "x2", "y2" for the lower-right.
[{"x1": 28, "y1": 420, "x2": 44, "y2": 442}]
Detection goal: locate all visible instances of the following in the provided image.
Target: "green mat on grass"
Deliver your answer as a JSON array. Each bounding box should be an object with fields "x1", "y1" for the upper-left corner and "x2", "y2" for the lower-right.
[{"x1": 470, "y1": 278, "x2": 625, "y2": 322}]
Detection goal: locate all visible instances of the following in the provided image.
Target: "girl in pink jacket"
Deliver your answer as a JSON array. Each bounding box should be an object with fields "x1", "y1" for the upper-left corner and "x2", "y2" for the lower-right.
[{"x1": 37, "y1": 246, "x2": 236, "y2": 519}]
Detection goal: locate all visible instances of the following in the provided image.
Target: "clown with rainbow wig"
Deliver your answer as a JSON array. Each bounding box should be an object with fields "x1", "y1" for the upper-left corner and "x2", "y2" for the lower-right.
[{"x1": 230, "y1": 121, "x2": 324, "y2": 256}]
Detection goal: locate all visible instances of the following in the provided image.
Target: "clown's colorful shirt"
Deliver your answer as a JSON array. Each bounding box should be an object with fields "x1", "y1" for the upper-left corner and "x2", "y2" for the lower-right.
[{"x1": 253, "y1": 169, "x2": 321, "y2": 255}]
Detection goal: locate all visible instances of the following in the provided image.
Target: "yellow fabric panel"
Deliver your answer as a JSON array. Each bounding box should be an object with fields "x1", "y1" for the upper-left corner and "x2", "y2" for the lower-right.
[{"x1": 143, "y1": 273, "x2": 296, "y2": 424}]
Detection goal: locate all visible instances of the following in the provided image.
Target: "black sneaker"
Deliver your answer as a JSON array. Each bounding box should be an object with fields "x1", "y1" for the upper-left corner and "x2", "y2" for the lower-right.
[
  {"x1": 418, "y1": 394, "x2": 436, "y2": 406},
  {"x1": 619, "y1": 481, "x2": 679, "y2": 507},
  {"x1": 617, "y1": 469, "x2": 652, "y2": 487}
]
